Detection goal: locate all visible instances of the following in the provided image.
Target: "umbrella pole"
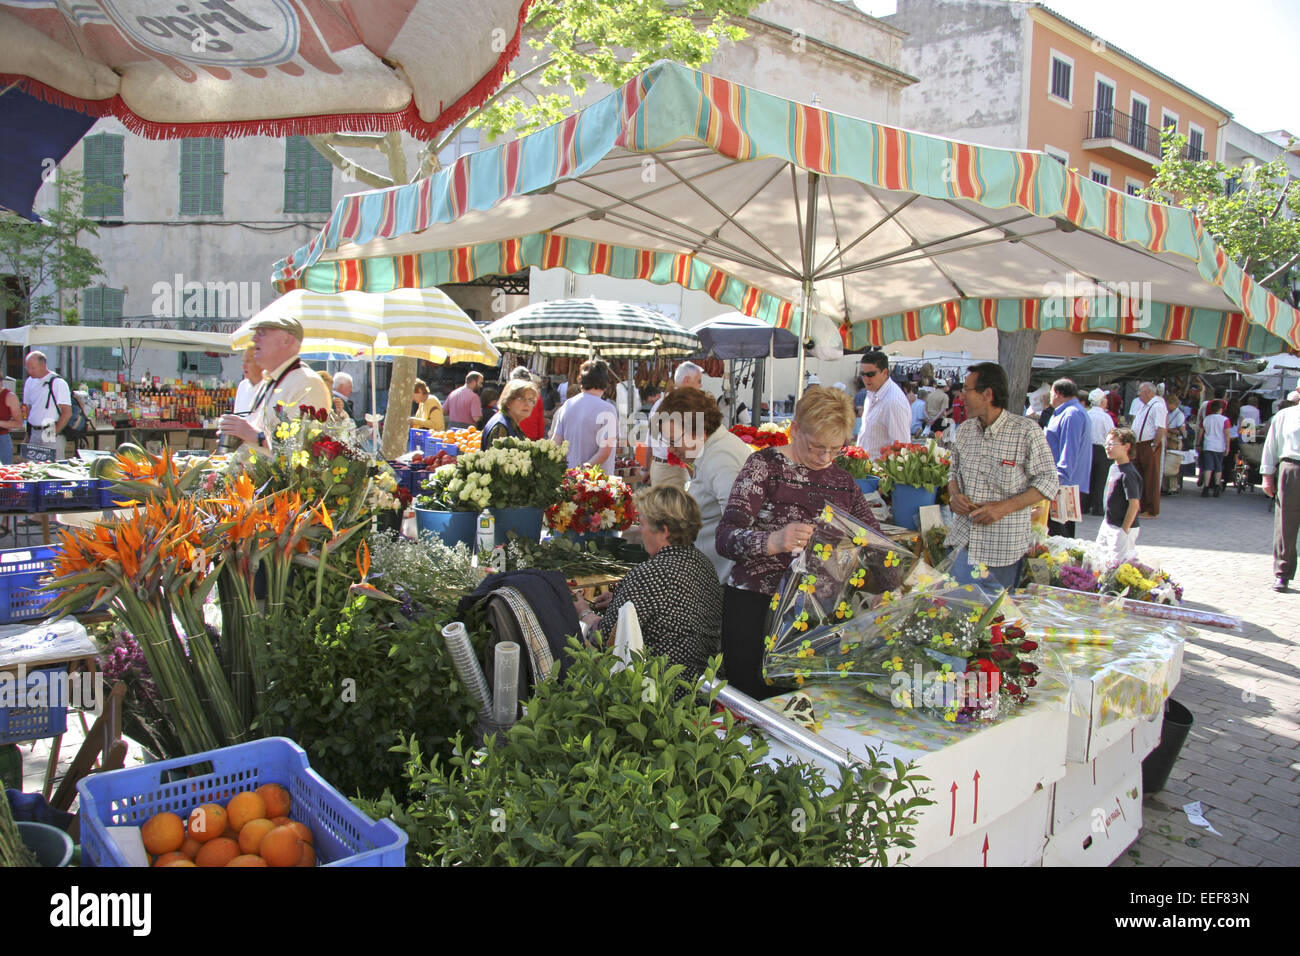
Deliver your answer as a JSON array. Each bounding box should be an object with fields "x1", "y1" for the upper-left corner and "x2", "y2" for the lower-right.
[
  {"x1": 796, "y1": 172, "x2": 821, "y2": 400},
  {"x1": 768, "y1": 333, "x2": 775, "y2": 423},
  {"x1": 370, "y1": 345, "x2": 378, "y2": 456}
]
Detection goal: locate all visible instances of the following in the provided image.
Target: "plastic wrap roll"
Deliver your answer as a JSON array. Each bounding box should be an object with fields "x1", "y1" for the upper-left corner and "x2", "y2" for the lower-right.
[
  {"x1": 1024, "y1": 584, "x2": 1241, "y2": 631},
  {"x1": 493, "y1": 641, "x2": 520, "y2": 728},
  {"x1": 442, "y1": 621, "x2": 492, "y2": 709}
]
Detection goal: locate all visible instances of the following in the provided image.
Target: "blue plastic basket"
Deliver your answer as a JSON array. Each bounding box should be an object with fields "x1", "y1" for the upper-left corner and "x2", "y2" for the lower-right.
[
  {"x1": 0, "y1": 666, "x2": 69, "y2": 745},
  {"x1": 96, "y1": 478, "x2": 136, "y2": 509},
  {"x1": 36, "y1": 479, "x2": 99, "y2": 512},
  {"x1": 0, "y1": 480, "x2": 36, "y2": 513},
  {"x1": 407, "y1": 428, "x2": 430, "y2": 453},
  {"x1": 77, "y1": 737, "x2": 408, "y2": 867},
  {"x1": 0, "y1": 544, "x2": 67, "y2": 624}
]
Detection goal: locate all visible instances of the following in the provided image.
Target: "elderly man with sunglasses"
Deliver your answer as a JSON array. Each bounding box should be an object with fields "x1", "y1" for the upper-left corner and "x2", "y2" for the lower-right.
[{"x1": 854, "y1": 350, "x2": 913, "y2": 457}]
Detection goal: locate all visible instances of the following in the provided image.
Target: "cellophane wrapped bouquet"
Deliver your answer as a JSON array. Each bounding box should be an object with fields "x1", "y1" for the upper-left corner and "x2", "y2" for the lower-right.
[{"x1": 762, "y1": 504, "x2": 1042, "y2": 723}]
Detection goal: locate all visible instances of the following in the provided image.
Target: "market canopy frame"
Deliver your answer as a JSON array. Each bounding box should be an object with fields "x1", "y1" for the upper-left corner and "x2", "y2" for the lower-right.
[{"x1": 272, "y1": 61, "x2": 1300, "y2": 385}]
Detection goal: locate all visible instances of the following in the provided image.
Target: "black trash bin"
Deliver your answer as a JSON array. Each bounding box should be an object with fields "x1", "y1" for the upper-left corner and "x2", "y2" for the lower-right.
[{"x1": 1142, "y1": 698, "x2": 1194, "y2": 794}]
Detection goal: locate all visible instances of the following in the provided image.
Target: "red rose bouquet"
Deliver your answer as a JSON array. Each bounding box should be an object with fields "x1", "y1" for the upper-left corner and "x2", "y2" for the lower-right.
[{"x1": 834, "y1": 444, "x2": 873, "y2": 479}]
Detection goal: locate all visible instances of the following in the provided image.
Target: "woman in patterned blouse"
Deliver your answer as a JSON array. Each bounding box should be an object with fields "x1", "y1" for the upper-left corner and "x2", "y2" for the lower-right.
[
  {"x1": 716, "y1": 386, "x2": 880, "y2": 698},
  {"x1": 575, "y1": 484, "x2": 724, "y2": 691}
]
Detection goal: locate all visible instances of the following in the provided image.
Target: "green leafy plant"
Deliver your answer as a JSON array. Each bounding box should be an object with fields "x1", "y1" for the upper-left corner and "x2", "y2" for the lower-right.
[
  {"x1": 417, "y1": 437, "x2": 567, "y2": 511},
  {"x1": 261, "y1": 585, "x2": 484, "y2": 800},
  {"x1": 360, "y1": 642, "x2": 931, "y2": 866},
  {"x1": 873, "y1": 440, "x2": 952, "y2": 495}
]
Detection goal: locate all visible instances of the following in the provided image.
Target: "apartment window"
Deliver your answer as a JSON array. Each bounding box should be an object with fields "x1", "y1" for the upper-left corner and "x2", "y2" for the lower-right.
[
  {"x1": 283, "y1": 136, "x2": 333, "y2": 214},
  {"x1": 177, "y1": 288, "x2": 224, "y2": 375},
  {"x1": 1129, "y1": 94, "x2": 1150, "y2": 152},
  {"x1": 1161, "y1": 111, "x2": 1179, "y2": 133},
  {"x1": 1188, "y1": 124, "x2": 1206, "y2": 162},
  {"x1": 179, "y1": 137, "x2": 224, "y2": 216},
  {"x1": 1126, "y1": 178, "x2": 1144, "y2": 197},
  {"x1": 83, "y1": 133, "x2": 124, "y2": 218},
  {"x1": 1049, "y1": 51, "x2": 1074, "y2": 104},
  {"x1": 82, "y1": 286, "x2": 125, "y2": 370},
  {"x1": 1090, "y1": 164, "x2": 1111, "y2": 187},
  {"x1": 1225, "y1": 172, "x2": 1242, "y2": 197},
  {"x1": 1044, "y1": 146, "x2": 1069, "y2": 167},
  {"x1": 1093, "y1": 77, "x2": 1116, "y2": 137},
  {"x1": 437, "y1": 128, "x2": 482, "y2": 167}
]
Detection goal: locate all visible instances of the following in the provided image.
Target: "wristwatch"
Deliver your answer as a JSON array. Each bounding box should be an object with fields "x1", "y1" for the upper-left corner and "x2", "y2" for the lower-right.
[{"x1": 255, "y1": 430, "x2": 267, "y2": 446}]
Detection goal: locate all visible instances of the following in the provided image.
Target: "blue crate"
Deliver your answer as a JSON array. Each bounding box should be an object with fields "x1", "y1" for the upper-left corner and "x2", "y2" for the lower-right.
[
  {"x1": 77, "y1": 737, "x2": 408, "y2": 867},
  {"x1": 0, "y1": 666, "x2": 69, "y2": 745},
  {"x1": 36, "y1": 479, "x2": 99, "y2": 512},
  {"x1": 407, "y1": 428, "x2": 430, "y2": 453},
  {"x1": 0, "y1": 544, "x2": 71, "y2": 624},
  {"x1": 406, "y1": 468, "x2": 433, "y2": 494},
  {"x1": 96, "y1": 478, "x2": 137, "y2": 509},
  {"x1": 0, "y1": 480, "x2": 36, "y2": 513}
]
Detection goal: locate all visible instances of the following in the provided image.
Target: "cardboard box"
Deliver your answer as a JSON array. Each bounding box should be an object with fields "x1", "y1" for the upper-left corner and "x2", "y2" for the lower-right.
[
  {"x1": 1061, "y1": 638, "x2": 1184, "y2": 762},
  {"x1": 915, "y1": 785, "x2": 1050, "y2": 867},
  {"x1": 1053, "y1": 713, "x2": 1160, "y2": 828},
  {"x1": 1043, "y1": 768, "x2": 1143, "y2": 867}
]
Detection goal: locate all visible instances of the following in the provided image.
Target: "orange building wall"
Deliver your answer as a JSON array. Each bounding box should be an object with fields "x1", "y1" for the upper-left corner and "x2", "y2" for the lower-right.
[{"x1": 1025, "y1": 18, "x2": 1225, "y2": 191}]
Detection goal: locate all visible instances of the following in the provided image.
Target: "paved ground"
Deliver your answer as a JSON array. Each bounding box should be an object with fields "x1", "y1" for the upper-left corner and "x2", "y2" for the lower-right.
[{"x1": 1078, "y1": 479, "x2": 1300, "y2": 868}]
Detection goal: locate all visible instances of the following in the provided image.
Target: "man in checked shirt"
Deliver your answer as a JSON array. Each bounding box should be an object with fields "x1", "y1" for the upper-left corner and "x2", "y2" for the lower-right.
[{"x1": 946, "y1": 362, "x2": 1059, "y2": 592}]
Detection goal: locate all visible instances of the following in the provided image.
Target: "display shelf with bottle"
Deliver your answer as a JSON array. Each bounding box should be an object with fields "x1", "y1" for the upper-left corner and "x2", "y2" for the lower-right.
[{"x1": 88, "y1": 380, "x2": 237, "y2": 429}]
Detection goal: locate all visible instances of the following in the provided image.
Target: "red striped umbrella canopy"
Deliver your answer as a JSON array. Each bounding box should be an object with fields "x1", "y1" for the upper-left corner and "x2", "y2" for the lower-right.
[
  {"x1": 271, "y1": 61, "x2": 1300, "y2": 368},
  {"x1": 0, "y1": 0, "x2": 532, "y2": 140}
]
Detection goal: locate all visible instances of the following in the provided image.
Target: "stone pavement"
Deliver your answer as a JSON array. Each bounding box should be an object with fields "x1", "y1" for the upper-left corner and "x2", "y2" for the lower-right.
[{"x1": 1074, "y1": 480, "x2": 1300, "y2": 867}]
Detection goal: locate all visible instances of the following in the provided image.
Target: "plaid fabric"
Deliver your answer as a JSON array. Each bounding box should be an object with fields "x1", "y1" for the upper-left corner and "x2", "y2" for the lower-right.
[
  {"x1": 487, "y1": 299, "x2": 700, "y2": 358},
  {"x1": 947, "y1": 411, "x2": 1059, "y2": 568},
  {"x1": 497, "y1": 587, "x2": 556, "y2": 684}
]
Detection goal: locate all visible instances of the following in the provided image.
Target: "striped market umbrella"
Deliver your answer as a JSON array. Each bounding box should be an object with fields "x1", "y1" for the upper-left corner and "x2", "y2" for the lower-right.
[
  {"x1": 272, "y1": 61, "x2": 1300, "y2": 390},
  {"x1": 485, "y1": 298, "x2": 700, "y2": 359}
]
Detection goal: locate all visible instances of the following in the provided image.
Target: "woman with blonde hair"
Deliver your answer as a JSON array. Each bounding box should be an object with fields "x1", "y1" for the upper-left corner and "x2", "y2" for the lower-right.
[
  {"x1": 481, "y1": 378, "x2": 539, "y2": 446},
  {"x1": 715, "y1": 385, "x2": 881, "y2": 698},
  {"x1": 575, "y1": 483, "x2": 723, "y2": 688}
]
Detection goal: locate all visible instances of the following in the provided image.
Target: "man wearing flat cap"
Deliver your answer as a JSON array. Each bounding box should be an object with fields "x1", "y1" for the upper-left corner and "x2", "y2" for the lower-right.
[{"x1": 219, "y1": 315, "x2": 330, "y2": 451}]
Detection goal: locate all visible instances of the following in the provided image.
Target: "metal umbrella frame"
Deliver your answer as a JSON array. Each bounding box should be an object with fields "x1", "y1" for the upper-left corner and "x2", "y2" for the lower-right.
[{"x1": 272, "y1": 61, "x2": 1300, "y2": 397}]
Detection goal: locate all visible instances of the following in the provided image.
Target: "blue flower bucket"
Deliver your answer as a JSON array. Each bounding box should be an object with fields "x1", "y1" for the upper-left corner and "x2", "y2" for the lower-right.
[
  {"x1": 491, "y1": 507, "x2": 544, "y2": 547},
  {"x1": 415, "y1": 507, "x2": 477, "y2": 550},
  {"x1": 855, "y1": 476, "x2": 880, "y2": 496},
  {"x1": 890, "y1": 483, "x2": 937, "y2": 530}
]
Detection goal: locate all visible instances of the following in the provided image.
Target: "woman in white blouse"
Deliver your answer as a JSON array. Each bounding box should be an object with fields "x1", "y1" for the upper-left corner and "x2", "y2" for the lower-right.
[{"x1": 654, "y1": 387, "x2": 753, "y2": 582}]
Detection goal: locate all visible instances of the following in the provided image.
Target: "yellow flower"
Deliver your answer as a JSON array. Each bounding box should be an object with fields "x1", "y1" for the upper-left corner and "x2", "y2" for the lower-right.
[
  {"x1": 769, "y1": 593, "x2": 780, "y2": 611},
  {"x1": 852, "y1": 533, "x2": 868, "y2": 546},
  {"x1": 820, "y1": 504, "x2": 835, "y2": 523},
  {"x1": 942, "y1": 631, "x2": 954, "y2": 645},
  {"x1": 836, "y1": 660, "x2": 852, "y2": 674},
  {"x1": 292, "y1": 450, "x2": 311, "y2": 468},
  {"x1": 884, "y1": 551, "x2": 900, "y2": 568}
]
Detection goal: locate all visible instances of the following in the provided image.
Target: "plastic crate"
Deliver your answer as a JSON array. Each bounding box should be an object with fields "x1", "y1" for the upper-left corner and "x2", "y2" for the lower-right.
[
  {"x1": 97, "y1": 478, "x2": 137, "y2": 509},
  {"x1": 77, "y1": 737, "x2": 408, "y2": 867},
  {"x1": 0, "y1": 480, "x2": 36, "y2": 513},
  {"x1": 0, "y1": 544, "x2": 67, "y2": 624},
  {"x1": 0, "y1": 665, "x2": 69, "y2": 745},
  {"x1": 407, "y1": 428, "x2": 430, "y2": 453},
  {"x1": 36, "y1": 478, "x2": 99, "y2": 512}
]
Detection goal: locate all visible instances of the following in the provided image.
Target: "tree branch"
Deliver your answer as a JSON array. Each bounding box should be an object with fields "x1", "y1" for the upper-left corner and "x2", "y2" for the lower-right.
[
  {"x1": 1259, "y1": 250, "x2": 1300, "y2": 287},
  {"x1": 307, "y1": 135, "x2": 394, "y2": 189}
]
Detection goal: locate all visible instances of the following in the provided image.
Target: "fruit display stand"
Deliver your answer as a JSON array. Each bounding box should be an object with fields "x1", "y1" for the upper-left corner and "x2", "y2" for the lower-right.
[
  {"x1": 749, "y1": 612, "x2": 1187, "y2": 867},
  {"x1": 77, "y1": 737, "x2": 408, "y2": 867}
]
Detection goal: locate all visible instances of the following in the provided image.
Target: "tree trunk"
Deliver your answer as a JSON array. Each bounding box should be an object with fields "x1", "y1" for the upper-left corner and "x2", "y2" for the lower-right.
[
  {"x1": 997, "y1": 328, "x2": 1041, "y2": 415},
  {"x1": 381, "y1": 356, "x2": 418, "y2": 460}
]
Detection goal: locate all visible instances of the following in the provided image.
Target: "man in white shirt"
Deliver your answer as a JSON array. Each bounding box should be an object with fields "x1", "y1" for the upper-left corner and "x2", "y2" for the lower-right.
[
  {"x1": 232, "y1": 347, "x2": 263, "y2": 415},
  {"x1": 22, "y1": 351, "x2": 71, "y2": 460},
  {"x1": 218, "y1": 315, "x2": 330, "y2": 452},
  {"x1": 909, "y1": 386, "x2": 927, "y2": 436},
  {"x1": 1262, "y1": 386, "x2": 1300, "y2": 591},
  {"x1": 855, "y1": 351, "x2": 912, "y2": 456},
  {"x1": 1131, "y1": 381, "x2": 1167, "y2": 518},
  {"x1": 1085, "y1": 388, "x2": 1114, "y2": 516}
]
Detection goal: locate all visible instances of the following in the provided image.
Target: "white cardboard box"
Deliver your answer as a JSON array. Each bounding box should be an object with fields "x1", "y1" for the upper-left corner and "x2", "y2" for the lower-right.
[
  {"x1": 915, "y1": 785, "x2": 1051, "y2": 867},
  {"x1": 1063, "y1": 639, "x2": 1184, "y2": 762},
  {"x1": 1054, "y1": 712, "x2": 1161, "y2": 829},
  {"x1": 1043, "y1": 768, "x2": 1143, "y2": 866}
]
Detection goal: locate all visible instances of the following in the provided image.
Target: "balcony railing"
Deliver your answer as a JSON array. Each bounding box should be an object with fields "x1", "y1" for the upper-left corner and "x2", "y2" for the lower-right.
[{"x1": 1085, "y1": 110, "x2": 1206, "y2": 162}]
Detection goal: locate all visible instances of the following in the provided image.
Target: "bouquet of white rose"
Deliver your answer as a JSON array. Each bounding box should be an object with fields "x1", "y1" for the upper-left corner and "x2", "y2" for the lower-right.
[{"x1": 417, "y1": 437, "x2": 568, "y2": 512}]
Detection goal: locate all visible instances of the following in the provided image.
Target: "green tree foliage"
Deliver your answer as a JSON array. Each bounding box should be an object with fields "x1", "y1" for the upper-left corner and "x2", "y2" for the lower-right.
[
  {"x1": 1145, "y1": 131, "x2": 1300, "y2": 297},
  {"x1": 0, "y1": 171, "x2": 115, "y2": 324}
]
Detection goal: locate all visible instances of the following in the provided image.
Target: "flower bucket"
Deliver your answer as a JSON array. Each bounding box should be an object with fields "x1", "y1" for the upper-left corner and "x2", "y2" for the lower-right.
[
  {"x1": 491, "y1": 507, "x2": 544, "y2": 547},
  {"x1": 890, "y1": 483, "x2": 936, "y2": 530},
  {"x1": 415, "y1": 507, "x2": 477, "y2": 550},
  {"x1": 1141, "y1": 698, "x2": 1194, "y2": 794},
  {"x1": 855, "y1": 476, "x2": 880, "y2": 496},
  {"x1": 18, "y1": 821, "x2": 73, "y2": 867}
]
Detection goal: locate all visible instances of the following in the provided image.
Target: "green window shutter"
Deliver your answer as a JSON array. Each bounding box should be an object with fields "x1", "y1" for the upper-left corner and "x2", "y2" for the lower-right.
[
  {"x1": 83, "y1": 134, "x2": 125, "y2": 217},
  {"x1": 284, "y1": 136, "x2": 331, "y2": 213},
  {"x1": 180, "y1": 138, "x2": 223, "y2": 215},
  {"x1": 81, "y1": 286, "x2": 124, "y2": 371}
]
